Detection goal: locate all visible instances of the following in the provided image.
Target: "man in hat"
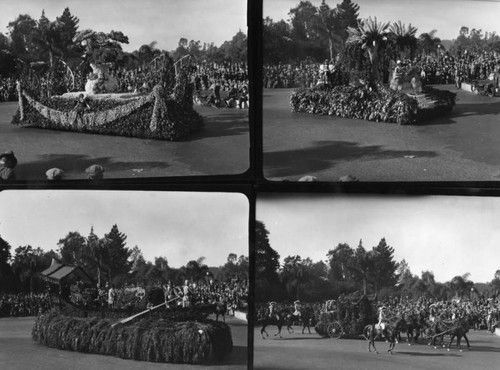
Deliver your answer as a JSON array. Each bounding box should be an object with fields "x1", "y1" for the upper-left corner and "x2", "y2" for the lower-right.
[
  {"x1": 268, "y1": 301, "x2": 278, "y2": 321},
  {"x1": 377, "y1": 306, "x2": 388, "y2": 341},
  {"x1": 293, "y1": 300, "x2": 302, "y2": 317},
  {"x1": 0, "y1": 151, "x2": 17, "y2": 181}
]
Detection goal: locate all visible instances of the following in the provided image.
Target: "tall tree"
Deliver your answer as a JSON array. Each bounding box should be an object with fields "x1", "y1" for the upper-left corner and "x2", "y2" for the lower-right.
[
  {"x1": 255, "y1": 220, "x2": 280, "y2": 280},
  {"x1": 103, "y1": 224, "x2": 131, "y2": 279},
  {"x1": 221, "y1": 30, "x2": 247, "y2": 63},
  {"x1": 350, "y1": 240, "x2": 375, "y2": 295},
  {"x1": 11, "y1": 245, "x2": 51, "y2": 294},
  {"x1": 35, "y1": 13, "x2": 61, "y2": 67},
  {"x1": 371, "y1": 238, "x2": 397, "y2": 289},
  {"x1": 55, "y1": 7, "x2": 79, "y2": 59},
  {"x1": 327, "y1": 242, "x2": 354, "y2": 282},
  {"x1": 315, "y1": 0, "x2": 343, "y2": 60},
  {"x1": 263, "y1": 17, "x2": 294, "y2": 64},
  {"x1": 0, "y1": 235, "x2": 13, "y2": 291},
  {"x1": 281, "y1": 255, "x2": 308, "y2": 300},
  {"x1": 418, "y1": 30, "x2": 441, "y2": 56},
  {"x1": 336, "y1": 0, "x2": 360, "y2": 45},
  {"x1": 7, "y1": 14, "x2": 38, "y2": 61},
  {"x1": 58, "y1": 231, "x2": 87, "y2": 266}
]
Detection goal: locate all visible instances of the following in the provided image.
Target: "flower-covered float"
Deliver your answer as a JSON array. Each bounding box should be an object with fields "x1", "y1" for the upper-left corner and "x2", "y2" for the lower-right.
[
  {"x1": 290, "y1": 18, "x2": 456, "y2": 125},
  {"x1": 12, "y1": 30, "x2": 203, "y2": 140}
]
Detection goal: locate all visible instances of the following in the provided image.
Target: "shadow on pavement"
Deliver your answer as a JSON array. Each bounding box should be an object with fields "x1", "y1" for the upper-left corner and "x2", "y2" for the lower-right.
[
  {"x1": 396, "y1": 351, "x2": 461, "y2": 357},
  {"x1": 185, "y1": 108, "x2": 249, "y2": 141},
  {"x1": 451, "y1": 100, "x2": 500, "y2": 118},
  {"x1": 273, "y1": 336, "x2": 325, "y2": 341},
  {"x1": 205, "y1": 345, "x2": 247, "y2": 367},
  {"x1": 265, "y1": 140, "x2": 438, "y2": 177}
]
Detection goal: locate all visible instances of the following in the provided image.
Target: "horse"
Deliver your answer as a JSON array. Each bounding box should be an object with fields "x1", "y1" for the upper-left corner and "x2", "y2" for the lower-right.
[
  {"x1": 428, "y1": 317, "x2": 470, "y2": 351},
  {"x1": 402, "y1": 311, "x2": 425, "y2": 345},
  {"x1": 364, "y1": 317, "x2": 406, "y2": 354},
  {"x1": 286, "y1": 306, "x2": 315, "y2": 334},
  {"x1": 258, "y1": 310, "x2": 288, "y2": 339},
  {"x1": 214, "y1": 301, "x2": 227, "y2": 322}
]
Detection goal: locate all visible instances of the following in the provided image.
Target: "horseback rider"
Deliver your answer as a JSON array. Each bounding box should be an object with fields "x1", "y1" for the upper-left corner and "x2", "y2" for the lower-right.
[
  {"x1": 268, "y1": 301, "x2": 279, "y2": 321},
  {"x1": 293, "y1": 300, "x2": 302, "y2": 318},
  {"x1": 377, "y1": 306, "x2": 388, "y2": 340}
]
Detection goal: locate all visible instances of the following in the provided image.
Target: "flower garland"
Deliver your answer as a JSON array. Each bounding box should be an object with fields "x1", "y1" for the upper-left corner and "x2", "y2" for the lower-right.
[{"x1": 22, "y1": 91, "x2": 154, "y2": 128}]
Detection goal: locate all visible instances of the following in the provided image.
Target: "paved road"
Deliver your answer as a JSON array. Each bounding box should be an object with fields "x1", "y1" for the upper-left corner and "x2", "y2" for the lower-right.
[
  {"x1": 0, "y1": 102, "x2": 249, "y2": 180},
  {"x1": 0, "y1": 315, "x2": 248, "y2": 370},
  {"x1": 263, "y1": 87, "x2": 500, "y2": 181},
  {"x1": 254, "y1": 325, "x2": 500, "y2": 370}
]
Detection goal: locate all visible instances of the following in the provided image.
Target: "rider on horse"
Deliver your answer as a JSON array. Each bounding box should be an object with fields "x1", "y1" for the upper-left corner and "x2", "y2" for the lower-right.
[
  {"x1": 293, "y1": 300, "x2": 302, "y2": 318},
  {"x1": 377, "y1": 306, "x2": 388, "y2": 340},
  {"x1": 268, "y1": 301, "x2": 279, "y2": 321}
]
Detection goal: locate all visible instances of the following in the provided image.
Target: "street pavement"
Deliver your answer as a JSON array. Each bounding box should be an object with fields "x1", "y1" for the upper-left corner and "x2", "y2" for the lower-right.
[
  {"x1": 254, "y1": 325, "x2": 500, "y2": 370},
  {"x1": 263, "y1": 86, "x2": 500, "y2": 181},
  {"x1": 0, "y1": 102, "x2": 249, "y2": 180},
  {"x1": 0, "y1": 315, "x2": 248, "y2": 370}
]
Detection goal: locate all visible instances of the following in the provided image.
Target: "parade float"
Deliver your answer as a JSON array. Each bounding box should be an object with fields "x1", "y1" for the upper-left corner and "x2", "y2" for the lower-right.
[
  {"x1": 290, "y1": 18, "x2": 456, "y2": 125},
  {"x1": 11, "y1": 30, "x2": 203, "y2": 141},
  {"x1": 32, "y1": 259, "x2": 233, "y2": 364}
]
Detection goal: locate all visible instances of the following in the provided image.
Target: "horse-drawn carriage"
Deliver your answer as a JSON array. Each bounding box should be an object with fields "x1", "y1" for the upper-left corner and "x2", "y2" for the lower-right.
[
  {"x1": 470, "y1": 73, "x2": 499, "y2": 97},
  {"x1": 315, "y1": 300, "x2": 346, "y2": 339}
]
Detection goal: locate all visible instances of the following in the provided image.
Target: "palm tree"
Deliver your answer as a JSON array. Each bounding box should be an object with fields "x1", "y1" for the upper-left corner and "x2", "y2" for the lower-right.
[
  {"x1": 347, "y1": 17, "x2": 390, "y2": 82},
  {"x1": 389, "y1": 21, "x2": 418, "y2": 60},
  {"x1": 418, "y1": 30, "x2": 441, "y2": 56}
]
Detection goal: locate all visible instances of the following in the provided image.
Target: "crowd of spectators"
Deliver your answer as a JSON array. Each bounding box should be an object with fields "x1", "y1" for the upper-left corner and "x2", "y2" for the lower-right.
[
  {"x1": 0, "y1": 77, "x2": 16, "y2": 102},
  {"x1": 415, "y1": 50, "x2": 500, "y2": 86},
  {"x1": 0, "y1": 293, "x2": 52, "y2": 317},
  {"x1": 264, "y1": 62, "x2": 321, "y2": 89},
  {"x1": 263, "y1": 50, "x2": 500, "y2": 89},
  {"x1": 104, "y1": 278, "x2": 249, "y2": 314}
]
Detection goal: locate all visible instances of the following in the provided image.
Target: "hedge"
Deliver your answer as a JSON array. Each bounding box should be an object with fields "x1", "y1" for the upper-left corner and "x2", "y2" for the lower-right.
[
  {"x1": 32, "y1": 310, "x2": 233, "y2": 364},
  {"x1": 60, "y1": 303, "x2": 217, "y2": 324},
  {"x1": 12, "y1": 82, "x2": 203, "y2": 141},
  {"x1": 290, "y1": 83, "x2": 456, "y2": 125}
]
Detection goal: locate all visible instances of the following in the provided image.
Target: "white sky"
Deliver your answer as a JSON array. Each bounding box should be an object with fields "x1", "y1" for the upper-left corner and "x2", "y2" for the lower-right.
[
  {"x1": 0, "y1": 191, "x2": 249, "y2": 268},
  {"x1": 264, "y1": 0, "x2": 500, "y2": 41},
  {"x1": 257, "y1": 194, "x2": 500, "y2": 284},
  {"x1": 0, "y1": 0, "x2": 247, "y2": 52}
]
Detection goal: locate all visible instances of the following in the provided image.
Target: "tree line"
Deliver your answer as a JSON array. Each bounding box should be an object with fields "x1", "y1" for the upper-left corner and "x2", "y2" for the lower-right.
[
  {"x1": 256, "y1": 220, "x2": 500, "y2": 302},
  {"x1": 263, "y1": 0, "x2": 500, "y2": 65},
  {"x1": 0, "y1": 226, "x2": 248, "y2": 294},
  {"x1": 0, "y1": 7, "x2": 247, "y2": 78}
]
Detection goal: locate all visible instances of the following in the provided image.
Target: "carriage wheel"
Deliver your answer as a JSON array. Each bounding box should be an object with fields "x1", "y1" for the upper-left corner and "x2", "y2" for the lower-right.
[{"x1": 327, "y1": 322, "x2": 343, "y2": 339}]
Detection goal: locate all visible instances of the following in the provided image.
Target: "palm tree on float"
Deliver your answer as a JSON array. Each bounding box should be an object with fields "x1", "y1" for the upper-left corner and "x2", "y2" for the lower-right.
[
  {"x1": 388, "y1": 21, "x2": 418, "y2": 60},
  {"x1": 347, "y1": 17, "x2": 390, "y2": 82}
]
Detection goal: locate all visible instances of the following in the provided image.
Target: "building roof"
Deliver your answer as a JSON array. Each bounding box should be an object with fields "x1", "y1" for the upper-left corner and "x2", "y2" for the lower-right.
[{"x1": 41, "y1": 258, "x2": 92, "y2": 284}]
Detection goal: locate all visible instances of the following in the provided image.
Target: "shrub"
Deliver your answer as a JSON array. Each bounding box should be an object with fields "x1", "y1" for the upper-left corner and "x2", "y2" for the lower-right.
[
  {"x1": 290, "y1": 83, "x2": 456, "y2": 125},
  {"x1": 60, "y1": 303, "x2": 217, "y2": 324},
  {"x1": 32, "y1": 310, "x2": 233, "y2": 364}
]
